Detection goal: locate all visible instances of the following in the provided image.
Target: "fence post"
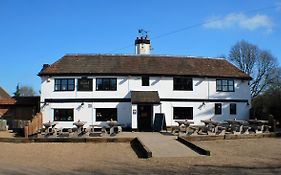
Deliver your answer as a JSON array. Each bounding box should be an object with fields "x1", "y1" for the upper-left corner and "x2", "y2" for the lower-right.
[
  {"x1": 33, "y1": 116, "x2": 36, "y2": 134},
  {"x1": 36, "y1": 113, "x2": 41, "y2": 132},
  {"x1": 24, "y1": 126, "x2": 28, "y2": 138},
  {"x1": 39, "y1": 113, "x2": 43, "y2": 130},
  {"x1": 27, "y1": 121, "x2": 31, "y2": 136}
]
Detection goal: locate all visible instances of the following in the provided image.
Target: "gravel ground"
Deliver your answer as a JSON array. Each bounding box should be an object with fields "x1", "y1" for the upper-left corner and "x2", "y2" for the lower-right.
[{"x1": 0, "y1": 138, "x2": 280, "y2": 175}]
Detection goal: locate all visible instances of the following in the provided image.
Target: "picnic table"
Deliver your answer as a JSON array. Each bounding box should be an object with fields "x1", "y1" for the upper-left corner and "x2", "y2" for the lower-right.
[
  {"x1": 225, "y1": 119, "x2": 249, "y2": 135},
  {"x1": 88, "y1": 124, "x2": 105, "y2": 137},
  {"x1": 175, "y1": 120, "x2": 194, "y2": 126},
  {"x1": 41, "y1": 121, "x2": 58, "y2": 137},
  {"x1": 201, "y1": 119, "x2": 227, "y2": 135},
  {"x1": 248, "y1": 119, "x2": 270, "y2": 133},
  {"x1": 72, "y1": 120, "x2": 87, "y2": 136},
  {"x1": 172, "y1": 120, "x2": 194, "y2": 135},
  {"x1": 106, "y1": 120, "x2": 121, "y2": 136}
]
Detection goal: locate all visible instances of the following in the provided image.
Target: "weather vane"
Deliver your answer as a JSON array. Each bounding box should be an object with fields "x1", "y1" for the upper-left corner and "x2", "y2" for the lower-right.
[{"x1": 138, "y1": 29, "x2": 148, "y2": 38}]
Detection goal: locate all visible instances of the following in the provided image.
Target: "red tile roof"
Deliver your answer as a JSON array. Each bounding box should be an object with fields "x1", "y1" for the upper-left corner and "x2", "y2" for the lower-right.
[
  {"x1": 0, "y1": 98, "x2": 16, "y2": 105},
  {"x1": 0, "y1": 87, "x2": 10, "y2": 98},
  {"x1": 38, "y1": 54, "x2": 251, "y2": 80},
  {"x1": 0, "y1": 96, "x2": 40, "y2": 106}
]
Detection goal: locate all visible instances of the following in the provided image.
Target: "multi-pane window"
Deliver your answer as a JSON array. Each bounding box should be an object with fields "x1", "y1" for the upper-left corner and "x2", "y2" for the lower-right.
[
  {"x1": 54, "y1": 79, "x2": 75, "y2": 91},
  {"x1": 96, "y1": 78, "x2": 117, "y2": 91},
  {"x1": 54, "y1": 109, "x2": 74, "y2": 121},
  {"x1": 215, "y1": 103, "x2": 222, "y2": 115},
  {"x1": 230, "y1": 103, "x2": 237, "y2": 115},
  {"x1": 173, "y1": 77, "x2": 193, "y2": 91},
  {"x1": 78, "y1": 77, "x2": 93, "y2": 91},
  {"x1": 216, "y1": 79, "x2": 234, "y2": 92},
  {"x1": 96, "y1": 108, "x2": 117, "y2": 121},
  {"x1": 173, "y1": 107, "x2": 193, "y2": 120},
  {"x1": 142, "y1": 76, "x2": 149, "y2": 86}
]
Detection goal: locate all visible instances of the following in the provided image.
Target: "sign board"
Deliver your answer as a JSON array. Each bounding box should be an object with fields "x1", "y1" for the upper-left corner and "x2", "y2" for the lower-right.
[
  {"x1": 133, "y1": 109, "x2": 137, "y2": 115},
  {"x1": 153, "y1": 113, "x2": 167, "y2": 132}
]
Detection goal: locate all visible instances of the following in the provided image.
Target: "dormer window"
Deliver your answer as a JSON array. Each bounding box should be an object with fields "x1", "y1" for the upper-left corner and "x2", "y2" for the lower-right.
[{"x1": 142, "y1": 76, "x2": 149, "y2": 86}]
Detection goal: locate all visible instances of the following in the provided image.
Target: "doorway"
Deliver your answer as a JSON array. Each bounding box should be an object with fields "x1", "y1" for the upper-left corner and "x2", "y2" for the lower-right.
[{"x1": 137, "y1": 104, "x2": 153, "y2": 131}]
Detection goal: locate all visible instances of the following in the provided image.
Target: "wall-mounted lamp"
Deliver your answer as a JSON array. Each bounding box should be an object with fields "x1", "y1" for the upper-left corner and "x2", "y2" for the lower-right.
[
  {"x1": 76, "y1": 102, "x2": 85, "y2": 110},
  {"x1": 41, "y1": 102, "x2": 49, "y2": 109},
  {"x1": 198, "y1": 102, "x2": 206, "y2": 110},
  {"x1": 47, "y1": 76, "x2": 52, "y2": 82}
]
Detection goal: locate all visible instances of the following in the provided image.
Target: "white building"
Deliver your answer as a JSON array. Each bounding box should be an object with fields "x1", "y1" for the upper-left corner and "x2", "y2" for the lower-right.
[{"x1": 38, "y1": 37, "x2": 251, "y2": 130}]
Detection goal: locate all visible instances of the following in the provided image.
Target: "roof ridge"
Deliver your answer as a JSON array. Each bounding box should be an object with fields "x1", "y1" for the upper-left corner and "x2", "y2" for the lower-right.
[{"x1": 63, "y1": 53, "x2": 225, "y2": 60}]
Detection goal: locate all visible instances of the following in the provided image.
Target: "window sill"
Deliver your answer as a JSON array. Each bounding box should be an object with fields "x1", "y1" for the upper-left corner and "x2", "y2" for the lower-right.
[
  {"x1": 173, "y1": 90, "x2": 193, "y2": 91},
  {"x1": 96, "y1": 90, "x2": 117, "y2": 91},
  {"x1": 54, "y1": 90, "x2": 75, "y2": 92}
]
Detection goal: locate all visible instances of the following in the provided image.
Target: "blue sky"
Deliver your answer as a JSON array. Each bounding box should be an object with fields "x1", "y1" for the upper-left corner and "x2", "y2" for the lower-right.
[{"x1": 0, "y1": 0, "x2": 281, "y2": 95}]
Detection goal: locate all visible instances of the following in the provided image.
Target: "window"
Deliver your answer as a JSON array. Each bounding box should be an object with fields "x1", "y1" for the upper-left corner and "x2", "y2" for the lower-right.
[
  {"x1": 78, "y1": 77, "x2": 93, "y2": 91},
  {"x1": 230, "y1": 103, "x2": 237, "y2": 115},
  {"x1": 96, "y1": 78, "x2": 117, "y2": 91},
  {"x1": 215, "y1": 103, "x2": 222, "y2": 115},
  {"x1": 173, "y1": 77, "x2": 193, "y2": 91},
  {"x1": 173, "y1": 107, "x2": 193, "y2": 120},
  {"x1": 216, "y1": 79, "x2": 234, "y2": 92},
  {"x1": 54, "y1": 109, "x2": 74, "y2": 121},
  {"x1": 96, "y1": 108, "x2": 117, "y2": 121},
  {"x1": 142, "y1": 76, "x2": 149, "y2": 86},
  {"x1": 54, "y1": 79, "x2": 75, "y2": 91}
]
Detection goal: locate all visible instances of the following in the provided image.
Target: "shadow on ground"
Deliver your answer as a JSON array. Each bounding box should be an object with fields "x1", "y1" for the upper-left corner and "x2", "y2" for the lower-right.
[{"x1": 72, "y1": 165, "x2": 281, "y2": 175}]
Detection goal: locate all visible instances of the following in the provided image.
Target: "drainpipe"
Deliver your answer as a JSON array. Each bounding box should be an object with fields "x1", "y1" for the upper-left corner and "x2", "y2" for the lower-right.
[
  {"x1": 207, "y1": 78, "x2": 210, "y2": 99},
  {"x1": 128, "y1": 76, "x2": 130, "y2": 91}
]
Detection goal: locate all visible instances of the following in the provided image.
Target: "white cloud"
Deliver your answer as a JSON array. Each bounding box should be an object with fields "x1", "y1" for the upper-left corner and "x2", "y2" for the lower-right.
[{"x1": 203, "y1": 13, "x2": 273, "y2": 33}]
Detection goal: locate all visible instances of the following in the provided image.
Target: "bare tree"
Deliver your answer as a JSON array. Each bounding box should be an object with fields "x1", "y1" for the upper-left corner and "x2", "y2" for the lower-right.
[
  {"x1": 271, "y1": 67, "x2": 281, "y2": 87},
  {"x1": 14, "y1": 84, "x2": 37, "y2": 96},
  {"x1": 228, "y1": 40, "x2": 277, "y2": 97}
]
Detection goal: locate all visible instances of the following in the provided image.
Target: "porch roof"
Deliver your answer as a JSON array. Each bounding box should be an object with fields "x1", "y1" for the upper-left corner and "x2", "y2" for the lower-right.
[{"x1": 131, "y1": 91, "x2": 160, "y2": 104}]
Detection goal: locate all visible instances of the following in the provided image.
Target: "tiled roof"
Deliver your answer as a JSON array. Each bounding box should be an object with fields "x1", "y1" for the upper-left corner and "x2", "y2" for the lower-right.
[
  {"x1": 0, "y1": 87, "x2": 10, "y2": 98},
  {"x1": 38, "y1": 54, "x2": 251, "y2": 80},
  {"x1": 0, "y1": 96, "x2": 40, "y2": 106},
  {"x1": 131, "y1": 91, "x2": 160, "y2": 104},
  {"x1": 0, "y1": 98, "x2": 16, "y2": 105}
]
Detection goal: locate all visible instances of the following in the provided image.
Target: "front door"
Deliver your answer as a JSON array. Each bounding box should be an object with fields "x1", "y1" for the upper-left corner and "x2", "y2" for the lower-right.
[{"x1": 137, "y1": 104, "x2": 153, "y2": 131}]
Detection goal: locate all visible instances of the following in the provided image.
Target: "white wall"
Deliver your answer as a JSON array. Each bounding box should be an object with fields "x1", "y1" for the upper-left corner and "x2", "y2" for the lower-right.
[
  {"x1": 161, "y1": 101, "x2": 250, "y2": 126},
  {"x1": 41, "y1": 76, "x2": 251, "y2": 100},
  {"x1": 41, "y1": 75, "x2": 251, "y2": 128},
  {"x1": 41, "y1": 102, "x2": 132, "y2": 128}
]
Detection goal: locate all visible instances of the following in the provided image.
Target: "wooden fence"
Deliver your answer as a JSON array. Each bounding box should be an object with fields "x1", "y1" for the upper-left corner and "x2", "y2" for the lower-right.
[{"x1": 24, "y1": 112, "x2": 43, "y2": 138}]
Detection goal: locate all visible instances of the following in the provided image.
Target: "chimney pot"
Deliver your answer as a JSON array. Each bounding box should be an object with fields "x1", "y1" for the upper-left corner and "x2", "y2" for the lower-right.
[{"x1": 42, "y1": 64, "x2": 50, "y2": 70}]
